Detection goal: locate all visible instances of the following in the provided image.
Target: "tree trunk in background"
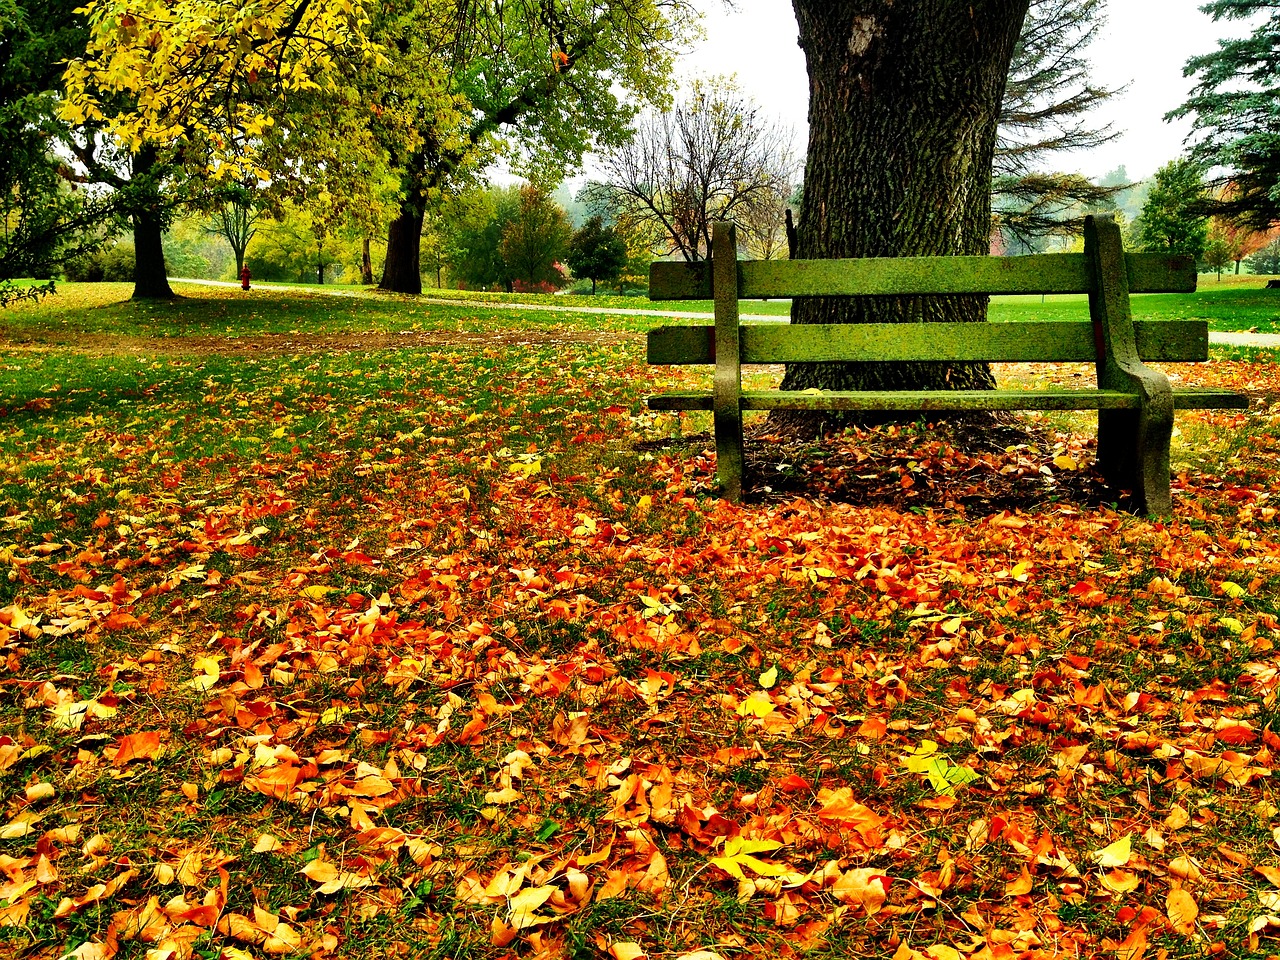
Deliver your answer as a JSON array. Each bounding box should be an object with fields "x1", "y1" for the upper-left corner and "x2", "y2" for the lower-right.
[
  {"x1": 130, "y1": 146, "x2": 174, "y2": 300},
  {"x1": 380, "y1": 151, "x2": 428, "y2": 295},
  {"x1": 381, "y1": 195, "x2": 424, "y2": 294},
  {"x1": 779, "y1": 0, "x2": 1030, "y2": 404},
  {"x1": 362, "y1": 238, "x2": 374, "y2": 285}
]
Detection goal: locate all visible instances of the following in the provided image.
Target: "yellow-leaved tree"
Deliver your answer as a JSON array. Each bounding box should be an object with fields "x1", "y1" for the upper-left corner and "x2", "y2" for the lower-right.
[{"x1": 60, "y1": 0, "x2": 387, "y2": 298}]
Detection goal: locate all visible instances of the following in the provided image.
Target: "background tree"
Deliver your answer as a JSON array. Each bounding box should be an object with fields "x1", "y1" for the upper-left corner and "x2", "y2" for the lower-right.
[
  {"x1": 202, "y1": 184, "x2": 260, "y2": 278},
  {"x1": 1205, "y1": 185, "x2": 1279, "y2": 273},
  {"x1": 440, "y1": 186, "x2": 521, "y2": 291},
  {"x1": 1201, "y1": 231, "x2": 1232, "y2": 280},
  {"x1": 1172, "y1": 0, "x2": 1280, "y2": 231},
  {"x1": 247, "y1": 205, "x2": 361, "y2": 285},
  {"x1": 0, "y1": 0, "x2": 111, "y2": 302},
  {"x1": 377, "y1": 0, "x2": 696, "y2": 294},
  {"x1": 566, "y1": 216, "x2": 628, "y2": 294},
  {"x1": 61, "y1": 0, "x2": 385, "y2": 299},
  {"x1": 1136, "y1": 158, "x2": 1209, "y2": 259},
  {"x1": 992, "y1": 0, "x2": 1122, "y2": 244},
  {"x1": 591, "y1": 77, "x2": 796, "y2": 262},
  {"x1": 733, "y1": 180, "x2": 794, "y2": 260},
  {"x1": 778, "y1": 0, "x2": 1030, "y2": 404},
  {"x1": 500, "y1": 186, "x2": 571, "y2": 291},
  {"x1": 1247, "y1": 238, "x2": 1280, "y2": 275}
]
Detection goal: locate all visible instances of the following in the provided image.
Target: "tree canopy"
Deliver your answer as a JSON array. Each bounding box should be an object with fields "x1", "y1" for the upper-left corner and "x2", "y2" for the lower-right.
[
  {"x1": 992, "y1": 0, "x2": 1122, "y2": 243},
  {"x1": 1173, "y1": 0, "x2": 1280, "y2": 230},
  {"x1": 377, "y1": 0, "x2": 696, "y2": 293},
  {"x1": 1135, "y1": 158, "x2": 1209, "y2": 260},
  {"x1": 0, "y1": 0, "x2": 110, "y2": 300}
]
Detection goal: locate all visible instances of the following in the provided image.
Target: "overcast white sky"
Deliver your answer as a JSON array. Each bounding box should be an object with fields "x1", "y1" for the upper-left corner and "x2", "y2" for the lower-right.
[{"x1": 679, "y1": 1, "x2": 1244, "y2": 184}]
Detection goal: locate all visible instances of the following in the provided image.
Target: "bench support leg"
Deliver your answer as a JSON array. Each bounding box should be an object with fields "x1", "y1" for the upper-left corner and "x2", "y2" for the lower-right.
[
  {"x1": 714, "y1": 409, "x2": 745, "y2": 501},
  {"x1": 712, "y1": 222, "x2": 744, "y2": 501},
  {"x1": 1097, "y1": 401, "x2": 1173, "y2": 517},
  {"x1": 1086, "y1": 215, "x2": 1175, "y2": 517}
]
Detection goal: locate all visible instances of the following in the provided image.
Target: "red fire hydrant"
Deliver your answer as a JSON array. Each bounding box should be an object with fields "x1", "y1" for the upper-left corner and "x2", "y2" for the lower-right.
[{"x1": 240, "y1": 265, "x2": 251, "y2": 290}]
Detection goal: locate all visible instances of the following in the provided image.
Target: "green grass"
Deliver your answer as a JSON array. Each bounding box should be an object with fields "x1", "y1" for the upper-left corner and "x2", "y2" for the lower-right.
[{"x1": 13, "y1": 279, "x2": 1280, "y2": 343}]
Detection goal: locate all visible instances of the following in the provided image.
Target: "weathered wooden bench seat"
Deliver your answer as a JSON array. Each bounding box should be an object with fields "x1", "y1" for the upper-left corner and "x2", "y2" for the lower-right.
[{"x1": 646, "y1": 215, "x2": 1247, "y2": 515}]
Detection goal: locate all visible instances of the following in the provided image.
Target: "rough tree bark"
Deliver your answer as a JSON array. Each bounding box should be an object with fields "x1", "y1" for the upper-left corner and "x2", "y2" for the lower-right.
[
  {"x1": 380, "y1": 151, "x2": 426, "y2": 295},
  {"x1": 779, "y1": 0, "x2": 1031, "y2": 403},
  {"x1": 130, "y1": 146, "x2": 175, "y2": 300}
]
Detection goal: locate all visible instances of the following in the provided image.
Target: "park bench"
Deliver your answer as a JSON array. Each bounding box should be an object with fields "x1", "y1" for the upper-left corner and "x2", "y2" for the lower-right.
[{"x1": 645, "y1": 215, "x2": 1248, "y2": 515}]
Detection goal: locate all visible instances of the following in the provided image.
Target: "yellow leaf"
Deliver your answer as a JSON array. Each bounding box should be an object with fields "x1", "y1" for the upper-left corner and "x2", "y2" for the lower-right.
[
  {"x1": 508, "y1": 457, "x2": 541, "y2": 478},
  {"x1": 1004, "y1": 864, "x2": 1032, "y2": 897},
  {"x1": 50, "y1": 700, "x2": 92, "y2": 731},
  {"x1": 1011, "y1": 561, "x2": 1030, "y2": 582},
  {"x1": 1220, "y1": 580, "x2": 1247, "y2": 599},
  {"x1": 484, "y1": 787, "x2": 522, "y2": 804},
  {"x1": 831, "y1": 867, "x2": 889, "y2": 915},
  {"x1": 902, "y1": 740, "x2": 940, "y2": 773},
  {"x1": 300, "y1": 860, "x2": 339, "y2": 883},
  {"x1": 253, "y1": 834, "x2": 282, "y2": 853},
  {"x1": 185, "y1": 655, "x2": 222, "y2": 691},
  {"x1": 735, "y1": 691, "x2": 776, "y2": 718},
  {"x1": 1219, "y1": 616, "x2": 1245, "y2": 635},
  {"x1": 508, "y1": 884, "x2": 556, "y2": 929},
  {"x1": 301, "y1": 585, "x2": 337, "y2": 600},
  {"x1": 1100, "y1": 869, "x2": 1141, "y2": 894},
  {"x1": 1053, "y1": 455, "x2": 1078, "y2": 471},
  {"x1": 758, "y1": 666, "x2": 778, "y2": 689},
  {"x1": 0, "y1": 812, "x2": 40, "y2": 839},
  {"x1": 1092, "y1": 834, "x2": 1132, "y2": 868},
  {"x1": 708, "y1": 836, "x2": 786, "y2": 880}
]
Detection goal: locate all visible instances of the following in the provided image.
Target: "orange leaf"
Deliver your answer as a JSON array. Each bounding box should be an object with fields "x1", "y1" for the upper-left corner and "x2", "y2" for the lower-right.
[
  {"x1": 1167, "y1": 888, "x2": 1198, "y2": 936},
  {"x1": 1003, "y1": 864, "x2": 1033, "y2": 897},
  {"x1": 243, "y1": 661, "x2": 264, "y2": 689},
  {"x1": 114, "y1": 731, "x2": 162, "y2": 764}
]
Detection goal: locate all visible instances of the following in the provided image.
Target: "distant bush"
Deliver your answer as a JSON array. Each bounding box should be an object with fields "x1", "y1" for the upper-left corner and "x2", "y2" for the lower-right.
[
  {"x1": 62, "y1": 242, "x2": 135, "y2": 283},
  {"x1": 101, "y1": 244, "x2": 135, "y2": 282},
  {"x1": 62, "y1": 253, "x2": 104, "y2": 283}
]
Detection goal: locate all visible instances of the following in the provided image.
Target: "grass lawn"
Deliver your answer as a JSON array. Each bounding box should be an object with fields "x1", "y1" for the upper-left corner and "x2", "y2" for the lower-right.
[{"x1": 2, "y1": 284, "x2": 1280, "y2": 960}]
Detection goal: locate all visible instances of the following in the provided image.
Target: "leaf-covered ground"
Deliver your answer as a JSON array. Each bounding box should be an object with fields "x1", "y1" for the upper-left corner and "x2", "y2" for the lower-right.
[{"x1": 3, "y1": 288, "x2": 1280, "y2": 960}]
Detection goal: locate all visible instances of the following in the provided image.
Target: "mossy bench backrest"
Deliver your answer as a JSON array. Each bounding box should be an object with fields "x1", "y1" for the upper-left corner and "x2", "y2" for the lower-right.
[{"x1": 648, "y1": 244, "x2": 1205, "y2": 365}]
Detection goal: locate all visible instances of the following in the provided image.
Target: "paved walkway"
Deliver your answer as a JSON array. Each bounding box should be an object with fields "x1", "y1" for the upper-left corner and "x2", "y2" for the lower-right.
[{"x1": 171, "y1": 278, "x2": 1280, "y2": 348}]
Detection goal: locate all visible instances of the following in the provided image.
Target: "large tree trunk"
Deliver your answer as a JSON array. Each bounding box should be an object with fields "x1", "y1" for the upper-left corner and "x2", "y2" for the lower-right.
[
  {"x1": 779, "y1": 1, "x2": 1030, "y2": 404},
  {"x1": 380, "y1": 197, "x2": 424, "y2": 294},
  {"x1": 130, "y1": 146, "x2": 174, "y2": 300},
  {"x1": 380, "y1": 151, "x2": 429, "y2": 295}
]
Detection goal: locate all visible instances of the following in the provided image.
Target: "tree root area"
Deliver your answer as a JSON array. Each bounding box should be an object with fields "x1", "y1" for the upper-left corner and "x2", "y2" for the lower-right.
[{"x1": 642, "y1": 416, "x2": 1118, "y2": 513}]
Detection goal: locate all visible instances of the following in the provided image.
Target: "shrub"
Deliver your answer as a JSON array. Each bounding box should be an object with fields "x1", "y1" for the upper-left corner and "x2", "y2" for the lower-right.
[
  {"x1": 62, "y1": 252, "x2": 105, "y2": 283},
  {"x1": 62, "y1": 243, "x2": 136, "y2": 282},
  {"x1": 101, "y1": 244, "x2": 135, "y2": 282}
]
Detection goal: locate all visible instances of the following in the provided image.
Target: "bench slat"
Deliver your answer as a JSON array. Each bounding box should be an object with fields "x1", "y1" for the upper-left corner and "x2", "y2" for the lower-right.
[
  {"x1": 647, "y1": 320, "x2": 1210, "y2": 365},
  {"x1": 650, "y1": 252, "x2": 1195, "y2": 300},
  {"x1": 647, "y1": 387, "x2": 1248, "y2": 413}
]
